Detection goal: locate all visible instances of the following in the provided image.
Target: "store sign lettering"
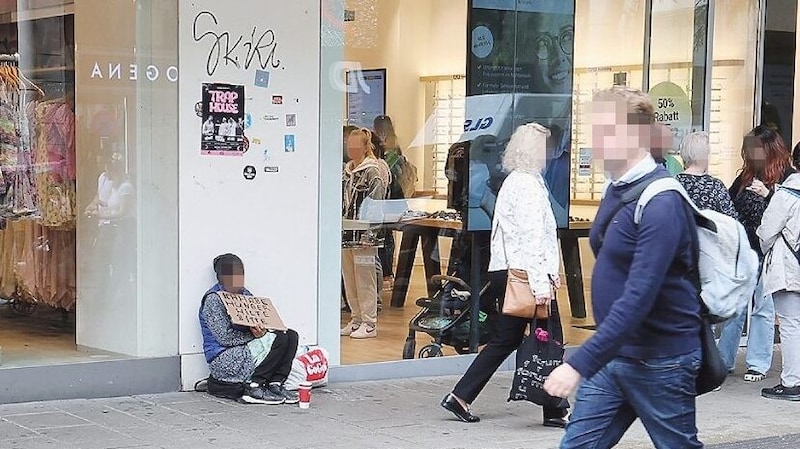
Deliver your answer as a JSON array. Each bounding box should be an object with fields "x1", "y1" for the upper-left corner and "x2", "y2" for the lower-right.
[
  {"x1": 90, "y1": 62, "x2": 179, "y2": 82},
  {"x1": 464, "y1": 117, "x2": 494, "y2": 132},
  {"x1": 192, "y1": 10, "x2": 281, "y2": 77}
]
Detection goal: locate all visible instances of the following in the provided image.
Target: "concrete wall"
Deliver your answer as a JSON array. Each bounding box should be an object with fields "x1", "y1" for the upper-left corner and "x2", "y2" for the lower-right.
[{"x1": 177, "y1": 0, "x2": 322, "y2": 389}]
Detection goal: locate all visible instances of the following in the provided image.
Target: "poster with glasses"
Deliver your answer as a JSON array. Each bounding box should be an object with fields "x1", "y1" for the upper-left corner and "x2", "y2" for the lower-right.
[{"x1": 465, "y1": 0, "x2": 574, "y2": 231}]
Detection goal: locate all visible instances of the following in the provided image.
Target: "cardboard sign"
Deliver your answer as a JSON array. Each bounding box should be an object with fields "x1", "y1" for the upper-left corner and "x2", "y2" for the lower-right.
[{"x1": 217, "y1": 291, "x2": 287, "y2": 330}]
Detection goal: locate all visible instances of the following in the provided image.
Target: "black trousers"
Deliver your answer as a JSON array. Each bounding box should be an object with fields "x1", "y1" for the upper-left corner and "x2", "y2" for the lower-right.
[
  {"x1": 452, "y1": 271, "x2": 568, "y2": 419},
  {"x1": 251, "y1": 329, "x2": 299, "y2": 385},
  {"x1": 378, "y1": 230, "x2": 395, "y2": 277}
]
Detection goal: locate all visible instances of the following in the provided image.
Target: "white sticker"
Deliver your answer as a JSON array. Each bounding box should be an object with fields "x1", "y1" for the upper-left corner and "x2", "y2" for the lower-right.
[{"x1": 471, "y1": 26, "x2": 494, "y2": 59}]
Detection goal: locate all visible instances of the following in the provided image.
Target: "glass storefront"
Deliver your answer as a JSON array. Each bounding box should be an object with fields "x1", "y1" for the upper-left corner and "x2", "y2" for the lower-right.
[
  {"x1": 0, "y1": 0, "x2": 788, "y2": 399},
  {"x1": 333, "y1": 0, "x2": 765, "y2": 366},
  {"x1": 0, "y1": 0, "x2": 177, "y2": 372}
]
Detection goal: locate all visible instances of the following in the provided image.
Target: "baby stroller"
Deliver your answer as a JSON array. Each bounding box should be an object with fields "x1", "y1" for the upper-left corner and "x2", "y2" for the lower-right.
[{"x1": 402, "y1": 274, "x2": 494, "y2": 359}]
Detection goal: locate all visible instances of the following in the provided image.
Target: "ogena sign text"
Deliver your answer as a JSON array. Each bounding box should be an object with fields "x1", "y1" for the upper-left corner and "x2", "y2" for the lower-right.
[{"x1": 90, "y1": 62, "x2": 179, "y2": 83}]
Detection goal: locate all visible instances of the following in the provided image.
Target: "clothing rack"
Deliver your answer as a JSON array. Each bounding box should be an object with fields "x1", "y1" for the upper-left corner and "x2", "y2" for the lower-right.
[
  {"x1": 0, "y1": 52, "x2": 77, "y2": 312},
  {"x1": 0, "y1": 53, "x2": 20, "y2": 63}
]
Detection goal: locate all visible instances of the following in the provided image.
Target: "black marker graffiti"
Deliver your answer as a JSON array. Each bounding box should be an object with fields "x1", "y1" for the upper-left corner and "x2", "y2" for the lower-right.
[{"x1": 193, "y1": 11, "x2": 281, "y2": 76}]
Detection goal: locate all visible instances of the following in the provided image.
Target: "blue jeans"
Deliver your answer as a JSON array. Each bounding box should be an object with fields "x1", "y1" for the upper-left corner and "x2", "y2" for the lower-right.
[
  {"x1": 560, "y1": 349, "x2": 702, "y2": 449},
  {"x1": 717, "y1": 275, "x2": 774, "y2": 374}
]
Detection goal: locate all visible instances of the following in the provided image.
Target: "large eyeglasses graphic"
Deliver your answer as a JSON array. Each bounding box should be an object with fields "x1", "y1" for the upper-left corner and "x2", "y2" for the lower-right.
[{"x1": 534, "y1": 28, "x2": 574, "y2": 60}]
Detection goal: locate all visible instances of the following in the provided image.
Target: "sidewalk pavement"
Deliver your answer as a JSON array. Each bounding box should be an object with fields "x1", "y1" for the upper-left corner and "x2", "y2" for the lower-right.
[{"x1": 0, "y1": 366, "x2": 799, "y2": 448}]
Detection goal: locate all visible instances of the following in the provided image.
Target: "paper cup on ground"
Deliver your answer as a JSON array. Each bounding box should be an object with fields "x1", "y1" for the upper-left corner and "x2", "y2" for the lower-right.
[{"x1": 298, "y1": 381, "x2": 312, "y2": 408}]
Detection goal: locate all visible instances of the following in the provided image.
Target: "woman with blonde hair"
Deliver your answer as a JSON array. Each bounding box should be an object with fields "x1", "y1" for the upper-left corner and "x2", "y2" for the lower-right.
[
  {"x1": 340, "y1": 128, "x2": 389, "y2": 339},
  {"x1": 441, "y1": 123, "x2": 568, "y2": 427}
]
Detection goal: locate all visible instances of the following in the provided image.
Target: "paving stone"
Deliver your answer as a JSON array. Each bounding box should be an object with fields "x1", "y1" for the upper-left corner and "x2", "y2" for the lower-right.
[
  {"x1": 2, "y1": 412, "x2": 91, "y2": 429},
  {"x1": 36, "y1": 424, "x2": 123, "y2": 444},
  {"x1": 0, "y1": 402, "x2": 59, "y2": 417},
  {"x1": 0, "y1": 437, "x2": 67, "y2": 449},
  {"x1": 57, "y1": 405, "x2": 149, "y2": 429},
  {"x1": 0, "y1": 421, "x2": 39, "y2": 439},
  {"x1": 159, "y1": 400, "x2": 238, "y2": 416}
]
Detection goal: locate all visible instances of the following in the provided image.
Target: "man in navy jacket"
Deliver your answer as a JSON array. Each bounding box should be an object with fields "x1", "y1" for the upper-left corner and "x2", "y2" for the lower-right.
[{"x1": 545, "y1": 87, "x2": 702, "y2": 449}]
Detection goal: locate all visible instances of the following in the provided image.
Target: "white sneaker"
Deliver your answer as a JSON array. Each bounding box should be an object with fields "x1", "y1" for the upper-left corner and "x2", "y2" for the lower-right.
[
  {"x1": 340, "y1": 322, "x2": 359, "y2": 336},
  {"x1": 350, "y1": 323, "x2": 377, "y2": 339}
]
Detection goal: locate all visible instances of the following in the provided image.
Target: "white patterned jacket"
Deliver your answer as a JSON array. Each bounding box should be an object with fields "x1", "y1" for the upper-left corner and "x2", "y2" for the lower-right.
[{"x1": 488, "y1": 171, "x2": 560, "y2": 296}]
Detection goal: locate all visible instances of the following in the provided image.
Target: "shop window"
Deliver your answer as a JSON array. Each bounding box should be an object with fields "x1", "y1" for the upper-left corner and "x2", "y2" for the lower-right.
[{"x1": 421, "y1": 75, "x2": 466, "y2": 196}]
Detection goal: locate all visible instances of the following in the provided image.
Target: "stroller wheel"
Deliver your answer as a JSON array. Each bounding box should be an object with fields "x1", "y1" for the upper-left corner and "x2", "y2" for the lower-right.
[
  {"x1": 402, "y1": 337, "x2": 416, "y2": 359},
  {"x1": 418, "y1": 344, "x2": 443, "y2": 358}
]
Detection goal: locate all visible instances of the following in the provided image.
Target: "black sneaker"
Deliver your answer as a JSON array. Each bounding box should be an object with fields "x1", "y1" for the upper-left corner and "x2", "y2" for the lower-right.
[
  {"x1": 268, "y1": 382, "x2": 300, "y2": 404},
  {"x1": 241, "y1": 382, "x2": 284, "y2": 405},
  {"x1": 761, "y1": 384, "x2": 800, "y2": 401}
]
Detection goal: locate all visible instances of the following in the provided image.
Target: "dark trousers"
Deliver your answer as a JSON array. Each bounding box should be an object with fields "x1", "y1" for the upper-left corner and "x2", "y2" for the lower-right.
[
  {"x1": 452, "y1": 271, "x2": 567, "y2": 419},
  {"x1": 378, "y1": 230, "x2": 395, "y2": 277},
  {"x1": 251, "y1": 329, "x2": 299, "y2": 385}
]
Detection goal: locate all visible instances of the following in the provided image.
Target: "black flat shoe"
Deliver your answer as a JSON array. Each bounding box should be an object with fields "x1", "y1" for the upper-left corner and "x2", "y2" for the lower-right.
[
  {"x1": 440, "y1": 393, "x2": 480, "y2": 423},
  {"x1": 543, "y1": 417, "x2": 567, "y2": 428}
]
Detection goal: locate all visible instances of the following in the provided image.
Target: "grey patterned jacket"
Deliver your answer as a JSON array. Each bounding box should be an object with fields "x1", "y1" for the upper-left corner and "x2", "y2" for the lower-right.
[{"x1": 201, "y1": 293, "x2": 257, "y2": 384}]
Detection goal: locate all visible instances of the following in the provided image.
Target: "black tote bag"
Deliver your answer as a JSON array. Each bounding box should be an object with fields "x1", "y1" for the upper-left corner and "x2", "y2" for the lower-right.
[{"x1": 508, "y1": 317, "x2": 570, "y2": 409}]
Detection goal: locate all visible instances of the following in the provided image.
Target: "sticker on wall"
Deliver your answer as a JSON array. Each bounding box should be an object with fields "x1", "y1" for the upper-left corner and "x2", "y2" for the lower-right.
[
  {"x1": 242, "y1": 136, "x2": 250, "y2": 153},
  {"x1": 284, "y1": 134, "x2": 295, "y2": 152},
  {"x1": 286, "y1": 114, "x2": 296, "y2": 127},
  {"x1": 201, "y1": 83, "x2": 246, "y2": 155},
  {"x1": 263, "y1": 149, "x2": 270, "y2": 161},
  {"x1": 243, "y1": 165, "x2": 257, "y2": 180},
  {"x1": 252, "y1": 137, "x2": 262, "y2": 145},
  {"x1": 264, "y1": 166, "x2": 279, "y2": 173},
  {"x1": 471, "y1": 25, "x2": 494, "y2": 59},
  {"x1": 194, "y1": 102, "x2": 203, "y2": 117},
  {"x1": 272, "y1": 95, "x2": 283, "y2": 105},
  {"x1": 263, "y1": 114, "x2": 280, "y2": 122},
  {"x1": 254, "y1": 69, "x2": 270, "y2": 89},
  {"x1": 245, "y1": 113, "x2": 253, "y2": 129}
]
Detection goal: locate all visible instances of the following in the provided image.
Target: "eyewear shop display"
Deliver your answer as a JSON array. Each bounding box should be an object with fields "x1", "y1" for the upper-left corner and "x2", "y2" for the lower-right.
[{"x1": 336, "y1": 0, "x2": 763, "y2": 366}]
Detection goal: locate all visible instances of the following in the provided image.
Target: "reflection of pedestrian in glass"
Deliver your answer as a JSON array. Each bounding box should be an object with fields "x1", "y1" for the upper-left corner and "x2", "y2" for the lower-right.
[
  {"x1": 202, "y1": 117, "x2": 215, "y2": 136},
  {"x1": 84, "y1": 152, "x2": 134, "y2": 220},
  {"x1": 83, "y1": 151, "x2": 136, "y2": 300},
  {"x1": 468, "y1": 134, "x2": 505, "y2": 230}
]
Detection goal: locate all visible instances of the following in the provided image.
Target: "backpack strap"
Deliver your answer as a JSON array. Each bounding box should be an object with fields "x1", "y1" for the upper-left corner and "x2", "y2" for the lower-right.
[
  {"x1": 596, "y1": 173, "x2": 671, "y2": 249},
  {"x1": 633, "y1": 177, "x2": 716, "y2": 232}
]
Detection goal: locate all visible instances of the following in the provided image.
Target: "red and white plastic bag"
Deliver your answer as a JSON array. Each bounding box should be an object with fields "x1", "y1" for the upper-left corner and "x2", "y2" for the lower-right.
[{"x1": 285, "y1": 345, "x2": 329, "y2": 391}]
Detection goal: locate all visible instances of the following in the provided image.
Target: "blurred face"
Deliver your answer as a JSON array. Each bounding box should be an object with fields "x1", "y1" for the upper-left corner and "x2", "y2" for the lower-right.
[
  {"x1": 219, "y1": 265, "x2": 245, "y2": 292},
  {"x1": 650, "y1": 124, "x2": 674, "y2": 160},
  {"x1": 531, "y1": 16, "x2": 573, "y2": 94},
  {"x1": 346, "y1": 134, "x2": 368, "y2": 162},
  {"x1": 107, "y1": 158, "x2": 124, "y2": 180},
  {"x1": 744, "y1": 136, "x2": 766, "y2": 172},
  {"x1": 591, "y1": 100, "x2": 651, "y2": 174}
]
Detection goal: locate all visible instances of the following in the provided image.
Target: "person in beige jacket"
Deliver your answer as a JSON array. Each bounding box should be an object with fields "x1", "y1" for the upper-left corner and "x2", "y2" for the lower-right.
[{"x1": 757, "y1": 171, "x2": 800, "y2": 400}]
